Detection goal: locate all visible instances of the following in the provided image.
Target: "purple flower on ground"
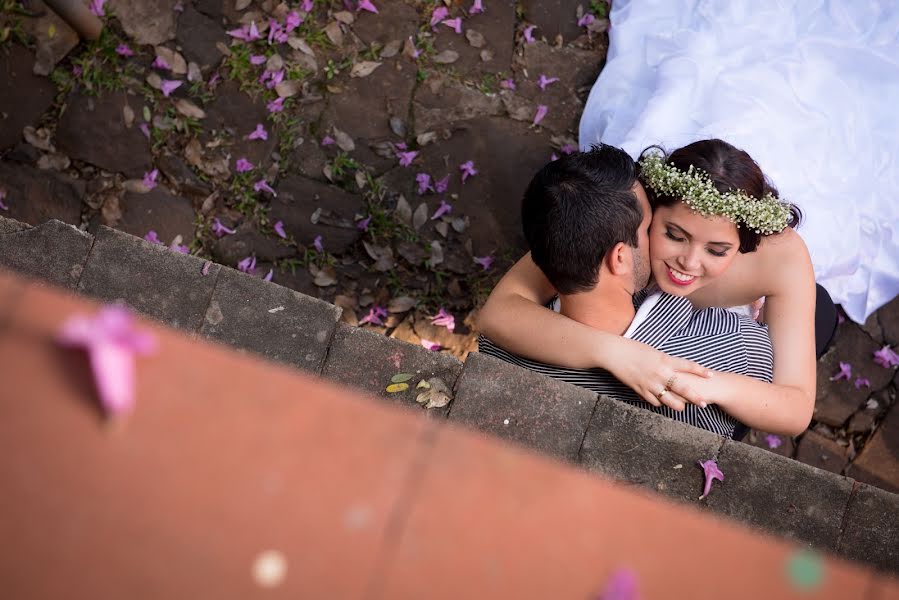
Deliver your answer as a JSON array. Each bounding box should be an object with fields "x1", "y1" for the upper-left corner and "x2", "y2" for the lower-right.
[
  {"x1": 227, "y1": 21, "x2": 262, "y2": 42},
  {"x1": 142, "y1": 169, "x2": 159, "y2": 190},
  {"x1": 152, "y1": 56, "x2": 171, "y2": 71},
  {"x1": 247, "y1": 123, "x2": 268, "y2": 141},
  {"x1": 57, "y1": 305, "x2": 158, "y2": 416},
  {"x1": 89, "y1": 0, "x2": 106, "y2": 17},
  {"x1": 237, "y1": 255, "x2": 257, "y2": 274},
  {"x1": 469, "y1": 0, "x2": 484, "y2": 14},
  {"x1": 208, "y1": 72, "x2": 221, "y2": 87},
  {"x1": 356, "y1": 215, "x2": 372, "y2": 231},
  {"x1": 285, "y1": 10, "x2": 303, "y2": 30},
  {"x1": 854, "y1": 377, "x2": 871, "y2": 390},
  {"x1": 301, "y1": 0, "x2": 313, "y2": 12},
  {"x1": 235, "y1": 158, "x2": 254, "y2": 173},
  {"x1": 416, "y1": 173, "x2": 434, "y2": 195},
  {"x1": 408, "y1": 36, "x2": 423, "y2": 58},
  {"x1": 459, "y1": 160, "x2": 477, "y2": 183},
  {"x1": 431, "y1": 199, "x2": 452, "y2": 220},
  {"x1": 430, "y1": 308, "x2": 455, "y2": 332},
  {"x1": 420, "y1": 338, "x2": 441, "y2": 351},
  {"x1": 144, "y1": 230, "x2": 163, "y2": 244},
  {"x1": 72, "y1": 65, "x2": 83, "y2": 77},
  {"x1": 441, "y1": 18, "x2": 463, "y2": 34},
  {"x1": 268, "y1": 21, "x2": 286, "y2": 45},
  {"x1": 394, "y1": 141, "x2": 408, "y2": 151},
  {"x1": 398, "y1": 151, "x2": 419, "y2": 167},
  {"x1": 473, "y1": 255, "x2": 494, "y2": 270},
  {"x1": 139, "y1": 123, "x2": 151, "y2": 140},
  {"x1": 254, "y1": 179, "x2": 277, "y2": 196},
  {"x1": 765, "y1": 434, "x2": 782, "y2": 449},
  {"x1": 313, "y1": 235, "x2": 324, "y2": 253},
  {"x1": 170, "y1": 242, "x2": 190, "y2": 254},
  {"x1": 250, "y1": 54, "x2": 267, "y2": 65},
  {"x1": 174, "y1": 1, "x2": 184, "y2": 12},
  {"x1": 267, "y1": 96, "x2": 285, "y2": 113},
  {"x1": 873, "y1": 345, "x2": 899, "y2": 368},
  {"x1": 265, "y1": 69, "x2": 285, "y2": 89},
  {"x1": 523, "y1": 24, "x2": 536, "y2": 43},
  {"x1": 430, "y1": 6, "x2": 449, "y2": 27},
  {"x1": 321, "y1": 135, "x2": 335, "y2": 146},
  {"x1": 212, "y1": 218, "x2": 236, "y2": 238},
  {"x1": 595, "y1": 567, "x2": 639, "y2": 600},
  {"x1": 434, "y1": 174, "x2": 450, "y2": 193},
  {"x1": 578, "y1": 13, "x2": 595, "y2": 27},
  {"x1": 537, "y1": 74, "x2": 559, "y2": 90},
  {"x1": 160, "y1": 79, "x2": 182, "y2": 97},
  {"x1": 359, "y1": 305, "x2": 388, "y2": 326},
  {"x1": 357, "y1": 0, "x2": 378, "y2": 13},
  {"x1": 500, "y1": 78, "x2": 516, "y2": 90},
  {"x1": 829, "y1": 361, "x2": 852, "y2": 381},
  {"x1": 0, "y1": 190, "x2": 8, "y2": 211},
  {"x1": 263, "y1": 269, "x2": 274, "y2": 282},
  {"x1": 202, "y1": 261, "x2": 211, "y2": 276},
  {"x1": 273, "y1": 220, "x2": 287, "y2": 239},
  {"x1": 115, "y1": 44, "x2": 135, "y2": 57},
  {"x1": 533, "y1": 104, "x2": 548, "y2": 126},
  {"x1": 697, "y1": 459, "x2": 724, "y2": 500}
]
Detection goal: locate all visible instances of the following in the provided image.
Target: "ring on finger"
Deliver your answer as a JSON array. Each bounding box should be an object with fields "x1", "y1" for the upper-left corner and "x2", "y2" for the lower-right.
[{"x1": 656, "y1": 388, "x2": 668, "y2": 401}]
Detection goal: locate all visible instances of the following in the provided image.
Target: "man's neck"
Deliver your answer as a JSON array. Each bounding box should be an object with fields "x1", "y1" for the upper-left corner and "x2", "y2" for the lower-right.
[{"x1": 558, "y1": 282, "x2": 637, "y2": 336}]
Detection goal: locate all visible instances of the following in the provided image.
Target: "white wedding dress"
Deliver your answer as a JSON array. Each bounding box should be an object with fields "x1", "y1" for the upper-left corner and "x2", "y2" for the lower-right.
[{"x1": 578, "y1": 0, "x2": 899, "y2": 323}]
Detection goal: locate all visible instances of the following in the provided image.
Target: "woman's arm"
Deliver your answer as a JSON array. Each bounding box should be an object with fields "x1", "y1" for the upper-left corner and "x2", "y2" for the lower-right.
[{"x1": 478, "y1": 253, "x2": 712, "y2": 410}]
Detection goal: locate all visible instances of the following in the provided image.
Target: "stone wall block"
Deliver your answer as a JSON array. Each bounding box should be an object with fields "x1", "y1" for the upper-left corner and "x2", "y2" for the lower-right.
[
  {"x1": 322, "y1": 323, "x2": 463, "y2": 416},
  {"x1": 77, "y1": 226, "x2": 220, "y2": 331},
  {"x1": 0, "y1": 218, "x2": 93, "y2": 289},
  {"x1": 837, "y1": 483, "x2": 899, "y2": 574},
  {"x1": 448, "y1": 353, "x2": 597, "y2": 462},
  {"x1": 199, "y1": 267, "x2": 340, "y2": 375}
]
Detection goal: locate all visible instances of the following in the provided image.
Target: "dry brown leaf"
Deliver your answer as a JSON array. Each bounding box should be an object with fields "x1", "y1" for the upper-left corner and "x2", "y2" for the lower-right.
[
  {"x1": 146, "y1": 72, "x2": 163, "y2": 90},
  {"x1": 36, "y1": 153, "x2": 70, "y2": 171},
  {"x1": 435, "y1": 221, "x2": 449, "y2": 238},
  {"x1": 388, "y1": 295, "x2": 417, "y2": 313},
  {"x1": 389, "y1": 116, "x2": 406, "y2": 137},
  {"x1": 416, "y1": 131, "x2": 438, "y2": 146},
  {"x1": 480, "y1": 49, "x2": 494, "y2": 62},
  {"x1": 433, "y1": 50, "x2": 459, "y2": 64},
  {"x1": 235, "y1": 0, "x2": 252, "y2": 9},
  {"x1": 332, "y1": 127, "x2": 355, "y2": 152},
  {"x1": 466, "y1": 29, "x2": 485, "y2": 48},
  {"x1": 23, "y1": 126, "x2": 54, "y2": 151},
  {"x1": 402, "y1": 37, "x2": 418, "y2": 59},
  {"x1": 174, "y1": 98, "x2": 206, "y2": 119},
  {"x1": 415, "y1": 377, "x2": 452, "y2": 409},
  {"x1": 355, "y1": 170, "x2": 367, "y2": 189},
  {"x1": 122, "y1": 105, "x2": 135, "y2": 128},
  {"x1": 380, "y1": 40, "x2": 402, "y2": 58},
  {"x1": 426, "y1": 240, "x2": 444, "y2": 268},
  {"x1": 394, "y1": 195, "x2": 412, "y2": 225},
  {"x1": 412, "y1": 202, "x2": 428, "y2": 231},
  {"x1": 451, "y1": 216, "x2": 468, "y2": 233},
  {"x1": 334, "y1": 10, "x2": 354, "y2": 24},
  {"x1": 363, "y1": 241, "x2": 395, "y2": 272},
  {"x1": 350, "y1": 61, "x2": 382, "y2": 78},
  {"x1": 266, "y1": 53, "x2": 284, "y2": 72},
  {"x1": 288, "y1": 37, "x2": 315, "y2": 55},
  {"x1": 100, "y1": 194, "x2": 122, "y2": 226},
  {"x1": 123, "y1": 178, "x2": 153, "y2": 194},
  {"x1": 187, "y1": 61, "x2": 202, "y2": 82},
  {"x1": 324, "y1": 21, "x2": 343, "y2": 46},
  {"x1": 311, "y1": 264, "x2": 338, "y2": 287},
  {"x1": 184, "y1": 139, "x2": 203, "y2": 166},
  {"x1": 275, "y1": 79, "x2": 302, "y2": 98},
  {"x1": 155, "y1": 46, "x2": 187, "y2": 75}
]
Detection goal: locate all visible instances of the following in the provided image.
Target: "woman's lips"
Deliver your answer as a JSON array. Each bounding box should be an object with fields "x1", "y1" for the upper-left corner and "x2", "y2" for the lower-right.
[{"x1": 666, "y1": 265, "x2": 697, "y2": 286}]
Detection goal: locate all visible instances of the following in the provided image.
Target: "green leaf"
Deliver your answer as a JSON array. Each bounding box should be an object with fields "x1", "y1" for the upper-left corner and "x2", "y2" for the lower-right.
[{"x1": 391, "y1": 373, "x2": 413, "y2": 383}]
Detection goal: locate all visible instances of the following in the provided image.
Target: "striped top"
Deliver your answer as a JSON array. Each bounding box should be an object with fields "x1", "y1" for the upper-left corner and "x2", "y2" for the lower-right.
[{"x1": 478, "y1": 292, "x2": 774, "y2": 438}]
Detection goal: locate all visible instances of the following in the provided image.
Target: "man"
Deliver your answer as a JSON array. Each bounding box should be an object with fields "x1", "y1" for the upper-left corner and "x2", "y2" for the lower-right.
[{"x1": 478, "y1": 145, "x2": 774, "y2": 439}]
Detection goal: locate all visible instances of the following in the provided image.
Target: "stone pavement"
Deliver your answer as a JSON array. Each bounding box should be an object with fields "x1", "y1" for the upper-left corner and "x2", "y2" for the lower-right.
[{"x1": 0, "y1": 0, "x2": 897, "y2": 493}]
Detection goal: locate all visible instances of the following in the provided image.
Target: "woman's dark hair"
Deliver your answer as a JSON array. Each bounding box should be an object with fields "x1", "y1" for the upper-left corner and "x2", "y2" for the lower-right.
[{"x1": 639, "y1": 139, "x2": 801, "y2": 253}]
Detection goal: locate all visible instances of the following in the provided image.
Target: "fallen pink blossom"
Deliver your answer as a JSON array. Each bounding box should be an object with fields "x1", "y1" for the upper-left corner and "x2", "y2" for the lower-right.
[
  {"x1": 430, "y1": 6, "x2": 449, "y2": 28},
  {"x1": 227, "y1": 21, "x2": 262, "y2": 42},
  {"x1": 398, "y1": 151, "x2": 419, "y2": 167},
  {"x1": 254, "y1": 179, "x2": 277, "y2": 196},
  {"x1": 430, "y1": 308, "x2": 455, "y2": 332},
  {"x1": 152, "y1": 56, "x2": 171, "y2": 71},
  {"x1": 142, "y1": 169, "x2": 159, "y2": 190},
  {"x1": 359, "y1": 305, "x2": 388, "y2": 326},
  {"x1": 431, "y1": 199, "x2": 452, "y2": 220},
  {"x1": 139, "y1": 123, "x2": 151, "y2": 140},
  {"x1": 208, "y1": 72, "x2": 221, "y2": 87},
  {"x1": 57, "y1": 305, "x2": 158, "y2": 416},
  {"x1": 578, "y1": 13, "x2": 595, "y2": 27},
  {"x1": 235, "y1": 158, "x2": 255, "y2": 173},
  {"x1": 237, "y1": 255, "x2": 257, "y2": 274},
  {"x1": 263, "y1": 269, "x2": 274, "y2": 282},
  {"x1": 115, "y1": 44, "x2": 135, "y2": 57},
  {"x1": 170, "y1": 242, "x2": 190, "y2": 254},
  {"x1": 854, "y1": 377, "x2": 871, "y2": 390},
  {"x1": 267, "y1": 96, "x2": 285, "y2": 113},
  {"x1": 416, "y1": 173, "x2": 434, "y2": 194},
  {"x1": 321, "y1": 135, "x2": 335, "y2": 146},
  {"x1": 442, "y1": 18, "x2": 463, "y2": 34},
  {"x1": 829, "y1": 361, "x2": 852, "y2": 381},
  {"x1": 697, "y1": 459, "x2": 723, "y2": 500},
  {"x1": 264, "y1": 69, "x2": 285, "y2": 89},
  {"x1": 160, "y1": 79, "x2": 182, "y2": 97},
  {"x1": 420, "y1": 339, "x2": 441, "y2": 351},
  {"x1": 765, "y1": 434, "x2": 782, "y2": 449},
  {"x1": 72, "y1": 65, "x2": 83, "y2": 77},
  {"x1": 250, "y1": 54, "x2": 267, "y2": 65},
  {"x1": 473, "y1": 255, "x2": 494, "y2": 270},
  {"x1": 459, "y1": 160, "x2": 477, "y2": 183},
  {"x1": 285, "y1": 11, "x2": 303, "y2": 30},
  {"x1": 523, "y1": 24, "x2": 536, "y2": 43},
  {"x1": 469, "y1": 0, "x2": 484, "y2": 14},
  {"x1": 313, "y1": 235, "x2": 324, "y2": 253},
  {"x1": 500, "y1": 78, "x2": 516, "y2": 90},
  {"x1": 301, "y1": 0, "x2": 313, "y2": 12},
  {"x1": 873, "y1": 345, "x2": 899, "y2": 368},
  {"x1": 144, "y1": 230, "x2": 163, "y2": 244},
  {"x1": 356, "y1": 215, "x2": 372, "y2": 231},
  {"x1": 537, "y1": 74, "x2": 559, "y2": 90},
  {"x1": 89, "y1": 0, "x2": 106, "y2": 17},
  {"x1": 533, "y1": 104, "x2": 548, "y2": 126},
  {"x1": 212, "y1": 218, "x2": 236, "y2": 238},
  {"x1": 394, "y1": 141, "x2": 408, "y2": 151},
  {"x1": 273, "y1": 220, "x2": 287, "y2": 239},
  {"x1": 357, "y1": 0, "x2": 378, "y2": 13},
  {"x1": 268, "y1": 20, "x2": 289, "y2": 44},
  {"x1": 202, "y1": 261, "x2": 212, "y2": 276},
  {"x1": 408, "y1": 36, "x2": 423, "y2": 58},
  {"x1": 435, "y1": 174, "x2": 450, "y2": 193},
  {"x1": 247, "y1": 123, "x2": 268, "y2": 141}
]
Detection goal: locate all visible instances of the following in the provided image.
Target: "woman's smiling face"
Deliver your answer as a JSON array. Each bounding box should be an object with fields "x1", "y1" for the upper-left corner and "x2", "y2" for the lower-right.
[{"x1": 649, "y1": 201, "x2": 741, "y2": 295}]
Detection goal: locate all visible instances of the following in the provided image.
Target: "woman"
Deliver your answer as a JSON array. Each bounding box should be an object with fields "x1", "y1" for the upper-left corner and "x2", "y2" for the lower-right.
[{"x1": 478, "y1": 139, "x2": 830, "y2": 437}]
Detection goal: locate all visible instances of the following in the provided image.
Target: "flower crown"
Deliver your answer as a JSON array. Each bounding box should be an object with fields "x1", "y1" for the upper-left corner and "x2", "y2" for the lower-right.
[{"x1": 638, "y1": 151, "x2": 792, "y2": 235}]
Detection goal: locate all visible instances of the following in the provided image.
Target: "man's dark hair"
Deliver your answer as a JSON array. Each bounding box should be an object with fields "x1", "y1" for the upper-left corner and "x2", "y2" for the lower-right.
[{"x1": 521, "y1": 144, "x2": 642, "y2": 294}]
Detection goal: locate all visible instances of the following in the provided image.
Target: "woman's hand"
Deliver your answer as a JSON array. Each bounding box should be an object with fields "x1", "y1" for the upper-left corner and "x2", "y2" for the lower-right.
[{"x1": 601, "y1": 337, "x2": 713, "y2": 411}]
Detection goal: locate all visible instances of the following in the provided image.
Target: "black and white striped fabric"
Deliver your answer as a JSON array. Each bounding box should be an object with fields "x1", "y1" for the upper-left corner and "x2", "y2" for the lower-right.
[{"x1": 478, "y1": 293, "x2": 774, "y2": 438}]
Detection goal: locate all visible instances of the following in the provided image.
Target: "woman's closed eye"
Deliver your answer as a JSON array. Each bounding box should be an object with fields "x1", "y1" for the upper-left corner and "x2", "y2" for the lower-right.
[{"x1": 664, "y1": 229, "x2": 684, "y2": 242}]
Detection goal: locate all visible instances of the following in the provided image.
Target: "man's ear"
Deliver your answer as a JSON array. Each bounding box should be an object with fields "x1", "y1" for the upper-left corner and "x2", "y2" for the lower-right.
[{"x1": 605, "y1": 241, "x2": 633, "y2": 276}]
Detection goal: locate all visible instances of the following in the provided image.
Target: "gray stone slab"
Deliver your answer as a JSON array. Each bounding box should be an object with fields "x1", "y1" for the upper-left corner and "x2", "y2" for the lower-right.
[
  {"x1": 0, "y1": 44, "x2": 56, "y2": 151},
  {"x1": 77, "y1": 226, "x2": 220, "y2": 331},
  {"x1": 199, "y1": 267, "x2": 340, "y2": 375},
  {"x1": 0, "y1": 219, "x2": 93, "y2": 289},
  {"x1": 0, "y1": 161, "x2": 85, "y2": 227},
  {"x1": 837, "y1": 483, "x2": 899, "y2": 576},
  {"x1": 579, "y1": 396, "x2": 723, "y2": 502},
  {"x1": 706, "y1": 439, "x2": 853, "y2": 551},
  {"x1": 322, "y1": 323, "x2": 463, "y2": 416},
  {"x1": 448, "y1": 353, "x2": 597, "y2": 462}
]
